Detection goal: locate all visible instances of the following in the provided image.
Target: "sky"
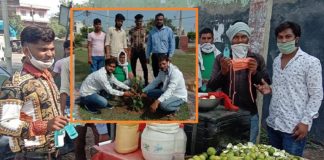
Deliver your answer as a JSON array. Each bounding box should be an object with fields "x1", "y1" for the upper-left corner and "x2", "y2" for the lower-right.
[{"x1": 74, "y1": 10, "x2": 197, "y2": 32}]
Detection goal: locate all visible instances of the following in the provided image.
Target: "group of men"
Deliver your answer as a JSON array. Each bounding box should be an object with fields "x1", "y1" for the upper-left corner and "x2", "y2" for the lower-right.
[
  {"x1": 81, "y1": 12, "x2": 186, "y2": 115},
  {"x1": 199, "y1": 21, "x2": 323, "y2": 157}
]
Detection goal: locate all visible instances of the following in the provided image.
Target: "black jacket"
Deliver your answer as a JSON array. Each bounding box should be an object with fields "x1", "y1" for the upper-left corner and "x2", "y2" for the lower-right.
[{"x1": 207, "y1": 52, "x2": 271, "y2": 114}]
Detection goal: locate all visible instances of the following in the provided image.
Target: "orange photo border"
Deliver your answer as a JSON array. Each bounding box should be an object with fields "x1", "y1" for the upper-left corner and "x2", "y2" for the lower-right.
[{"x1": 69, "y1": 7, "x2": 198, "y2": 124}]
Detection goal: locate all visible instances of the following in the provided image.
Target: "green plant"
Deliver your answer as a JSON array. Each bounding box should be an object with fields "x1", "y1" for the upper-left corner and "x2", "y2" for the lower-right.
[{"x1": 129, "y1": 76, "x2": 144, "y2": 111}]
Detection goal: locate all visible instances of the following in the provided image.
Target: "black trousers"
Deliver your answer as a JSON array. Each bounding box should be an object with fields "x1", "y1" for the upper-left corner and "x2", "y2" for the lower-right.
[
  {"x1": 151, "y1": 53, "x2": 168, "y2": 77},
  {"x1": 130, "y1": 48, "x2": 148, "y2": 84}
]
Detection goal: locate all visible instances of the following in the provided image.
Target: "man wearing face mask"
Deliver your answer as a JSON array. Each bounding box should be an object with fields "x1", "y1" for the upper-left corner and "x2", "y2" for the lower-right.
[
  {"x1": 105, "y1": 13, "x2": 128, "y2": 59},
  {"x1": 0, "y1": 25, "x2": 69, "y2": 159},
  {"x1": 207, "y1": 21, "x2": 271, "y2": 144},
  {"x1": 146, "y1": 13, "x2": 175, "y2": 77},
  {"x1": 255, "y1": 21, "x2": 323, "y2": 156},
  {"x1": 141, "y1": 55, "x2": 187, "y2": 114},
  {"x1": 198, "y1": 28, "x2": 221, "y2": 92}
]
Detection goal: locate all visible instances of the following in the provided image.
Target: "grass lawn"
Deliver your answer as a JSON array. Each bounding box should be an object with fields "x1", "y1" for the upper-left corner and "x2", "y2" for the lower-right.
[
  {"x1": 78, "y1": 100, "x2": 192, "y2": 121},
  {"x1": 74, "y1": 46, "x2": 195, "y2": 120}
]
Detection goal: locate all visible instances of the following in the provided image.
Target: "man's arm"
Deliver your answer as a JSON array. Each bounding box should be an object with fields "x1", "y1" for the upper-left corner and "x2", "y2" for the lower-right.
[
  {"x1": 60, "y1": 58, "x2": 70, "y2": 114},
  {"x1": 157, "y1": 70, "x2": 180, "y2": 102},
  {"x1": 252, "y1": 54, "x2": 271, "y2": 85},
  {"x1": 302, "y1": 58, "x2": 323, "y2": 126},
  {"x1": 111, "y1": 74, "x2": 130, "y2": 90},
  {"x1": 87, "y1": 33, "x2": 92, "y2": 64},
  {"x1": 146, "y1": 31, "x2": 152, "y2": 61},
  {"x1": 168, "y1": 28, "x2": 175, "y2": 57},
  {"x1": 143, "y1": 72, "x2": 162, "y2": 93},
  {"x1": 105, "y1": 28, "x2": 111, "y2": 58},
  {"x1": 207, "y1": 55, "x2": 226, "y2": 91},
  {"x1": 98, "y1": 73, "x2": 126, "y2": 96}
]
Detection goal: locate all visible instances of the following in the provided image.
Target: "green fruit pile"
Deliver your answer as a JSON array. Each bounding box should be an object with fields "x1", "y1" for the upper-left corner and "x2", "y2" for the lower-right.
[{"x1": 189, "y1": 143, "x2": 303, "y2": 160}]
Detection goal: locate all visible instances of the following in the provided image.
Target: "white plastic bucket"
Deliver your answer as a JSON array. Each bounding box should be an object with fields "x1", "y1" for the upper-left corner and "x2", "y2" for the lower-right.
[{"x1": 141, "y1": 123, "x2": 187, "y2": 160}]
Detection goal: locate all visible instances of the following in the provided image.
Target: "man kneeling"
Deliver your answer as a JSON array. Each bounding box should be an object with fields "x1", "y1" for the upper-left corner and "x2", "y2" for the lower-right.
[
  {"x1": 141, "y1": 55, "x2": 187, "y2": 114},
  {"x1": 80, "y1": 58, "x2": 134, "y2": 114}
]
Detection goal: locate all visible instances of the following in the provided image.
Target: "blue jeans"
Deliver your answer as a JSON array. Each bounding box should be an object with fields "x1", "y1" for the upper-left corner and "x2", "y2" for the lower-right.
[
  {"x1": 267, "y1": 126, "x2": 306, "y2": 156},
  {"x1": 146, "y1": 89, "x2": 185, "y2": 112},
  {"x1": 80, "y1": 93, "x2": 111, "y2": 109},
  {"x1": 250, "y1": 114, "x2": 259, "y2": 144},
  {"x1": 91, "y1": 56, "x2": 105, "y2": 73}
]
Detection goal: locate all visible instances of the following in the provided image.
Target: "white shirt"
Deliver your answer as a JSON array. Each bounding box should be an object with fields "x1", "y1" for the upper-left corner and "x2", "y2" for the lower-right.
[
  {"x1": 53, "y1": 58, "x2": 65, "y2": 73},
  {"x1": 60, "y1": 56, "x2": 73, "y2": 95},
  {"x1": 80, "y1": 67, "x2": 130, "y2": 97},
  {"x1": 143, "y1": 63, "x2": 187, "y2": 102},
  {"x1": 266, "y1": 48, "x2": 323, "y2": 133},
  {"x1": 105, "y1": 27, "x2": 127, "y2": 57}
]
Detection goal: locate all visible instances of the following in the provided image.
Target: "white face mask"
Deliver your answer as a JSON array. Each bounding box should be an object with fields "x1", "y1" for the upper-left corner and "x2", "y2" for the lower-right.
[
  {"x1": 27, "y1": 46, "x2": 54, "y2": 71},
  {"x1": 231, "y1": 43, "x2": 250, "y2": 59},
  {"x1": 200, "y1": 43, "x2": 216, "y2": 53}
]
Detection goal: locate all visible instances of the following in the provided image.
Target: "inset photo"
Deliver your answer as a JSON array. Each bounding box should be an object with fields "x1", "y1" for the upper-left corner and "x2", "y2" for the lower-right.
[{"x1": 70, "y1": 8, "x2": 198, "y2": 122}]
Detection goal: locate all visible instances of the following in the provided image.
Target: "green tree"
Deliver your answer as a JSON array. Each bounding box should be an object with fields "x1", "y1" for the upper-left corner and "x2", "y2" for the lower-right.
[
  {"x1": 187, "y1": 32, "x2": 196, "y2": 40},
  {"x1": 145, "y1": 17, "x2": 176, "y2": 34},
  {"x1": 80, "y1": 27, "x2": 94, "y2": 39},
  {"x1": 48, "y1": 17, "x2": 67, "y2": 38},
  {"x1": 9, "y1": 15, "x2": 24, "y2": 38}
]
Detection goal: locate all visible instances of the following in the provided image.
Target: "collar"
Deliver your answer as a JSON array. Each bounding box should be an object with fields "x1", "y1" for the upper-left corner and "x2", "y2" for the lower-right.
[
  {"x1": 278, "y1": 47, "x2": 304, "y2": 59},
  {"x1": 113, "y1": 27, "x2": 124, "y2": 32},
  {"x1": 154, "y1": 25, "x2": 166, "y2": 31},
  {"x1": 23, "y1": 63, "x2": 52, "y2": 80}
]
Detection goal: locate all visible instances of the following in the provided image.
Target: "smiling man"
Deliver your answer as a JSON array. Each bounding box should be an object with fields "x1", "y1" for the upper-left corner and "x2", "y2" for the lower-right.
[
  {"x1": 0, "y1": 25, "x2": 68, "y2": 159},
  {"x1": 141, "y1": 55, "x2": 187, "y2": 114}
]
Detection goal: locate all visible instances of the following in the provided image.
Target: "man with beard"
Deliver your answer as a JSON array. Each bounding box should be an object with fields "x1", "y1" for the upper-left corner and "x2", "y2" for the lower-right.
[
  {"x1": 198, "y1": 28, "x2": 221, "y2": 92},
  {"x1": 88, "y1": 18, "x2": 106, "y2": 72},
  {"x1": 146, "y1": 13, "x2": 175, "y2": 77},
  {"x1": 79, "y1": 58, "x2": 134, "y2": 114},
  {"x1": 141, "y1": 55, "x2": 187, "y2": 114},
  {"x1": 105, "y1": 13, "x2": 128, "y2": 59}
]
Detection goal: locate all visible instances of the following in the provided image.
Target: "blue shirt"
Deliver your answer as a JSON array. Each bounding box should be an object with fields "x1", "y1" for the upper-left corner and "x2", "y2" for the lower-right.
[{"x1": 146, "y1": 26, "x2": 175, "y2": 59}]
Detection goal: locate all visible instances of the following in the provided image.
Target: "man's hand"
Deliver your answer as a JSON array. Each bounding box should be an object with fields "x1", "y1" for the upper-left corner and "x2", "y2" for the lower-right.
[
  {"x1": 248, "y1": 58, "x2": 258, "y2": 75},
  {"x1": 292, "y1": 123, "x2": 309, "y2": 141},
  {"x1": 146, "y1": 58, "x2": 150, "y2": 64},
  {"x1": 150, "y1": 100, "x2": 160, "y2": 113},
  {"x1": 141, "y1": 93, "x2": 147, "y2": 98},
  {"x1": 47, "y1": 116, "x2": 69, "y2": 132},
  {"x1": 98, "y1": 134, "x2": 109, "y2": 143},
  {"x1": 88, "y1": 58, "x2": 92, "y2": 65},
  {"x1": 220, "y1": 57, "x2": 231, "y2": 75},
  {"x1": 123, "y1": 91, "x2": 134, "y2": 97},
  {"x1": 254, "y1": 78, "x2": 271, "y2": 95}
]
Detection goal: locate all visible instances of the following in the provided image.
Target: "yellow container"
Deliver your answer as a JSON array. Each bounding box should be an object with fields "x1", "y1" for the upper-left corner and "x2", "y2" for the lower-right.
[{"x1": 114, "y1": 123, "x2": 140, "y2": 154}]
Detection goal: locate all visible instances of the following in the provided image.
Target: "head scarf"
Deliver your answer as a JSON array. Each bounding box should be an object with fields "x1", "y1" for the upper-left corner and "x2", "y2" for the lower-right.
[
  {"x1": 226, "y1": 22, "x2": 251, "y2": 41},
  {"x1": 117, "y1": 50, "x2": 129, "y2": 79}
]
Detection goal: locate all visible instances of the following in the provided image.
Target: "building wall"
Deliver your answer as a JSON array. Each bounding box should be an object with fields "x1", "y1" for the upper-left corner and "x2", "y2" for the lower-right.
[{"x1": 16, "y1": 4, "x2": 50, "y2": 26}]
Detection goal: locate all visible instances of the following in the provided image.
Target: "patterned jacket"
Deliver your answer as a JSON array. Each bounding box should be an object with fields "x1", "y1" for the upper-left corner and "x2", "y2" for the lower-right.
[{"x1": 0, "y1": 63, "x2": 62, "y2": 153}]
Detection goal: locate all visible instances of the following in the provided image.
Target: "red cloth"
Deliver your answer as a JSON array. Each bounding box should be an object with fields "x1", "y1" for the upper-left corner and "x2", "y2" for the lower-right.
[
  {"x1": 92, "y1": 143, "x2": 144, "y2": 160},
  {"x1": 206, "y1": 92, "x2": 239, "y2": 111}
]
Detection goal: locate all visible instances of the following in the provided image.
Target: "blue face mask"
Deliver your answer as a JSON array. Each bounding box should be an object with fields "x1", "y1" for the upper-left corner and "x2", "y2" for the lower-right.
[{"x1": 277, "y1": 40, "x2": 297, "y2": 54}]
